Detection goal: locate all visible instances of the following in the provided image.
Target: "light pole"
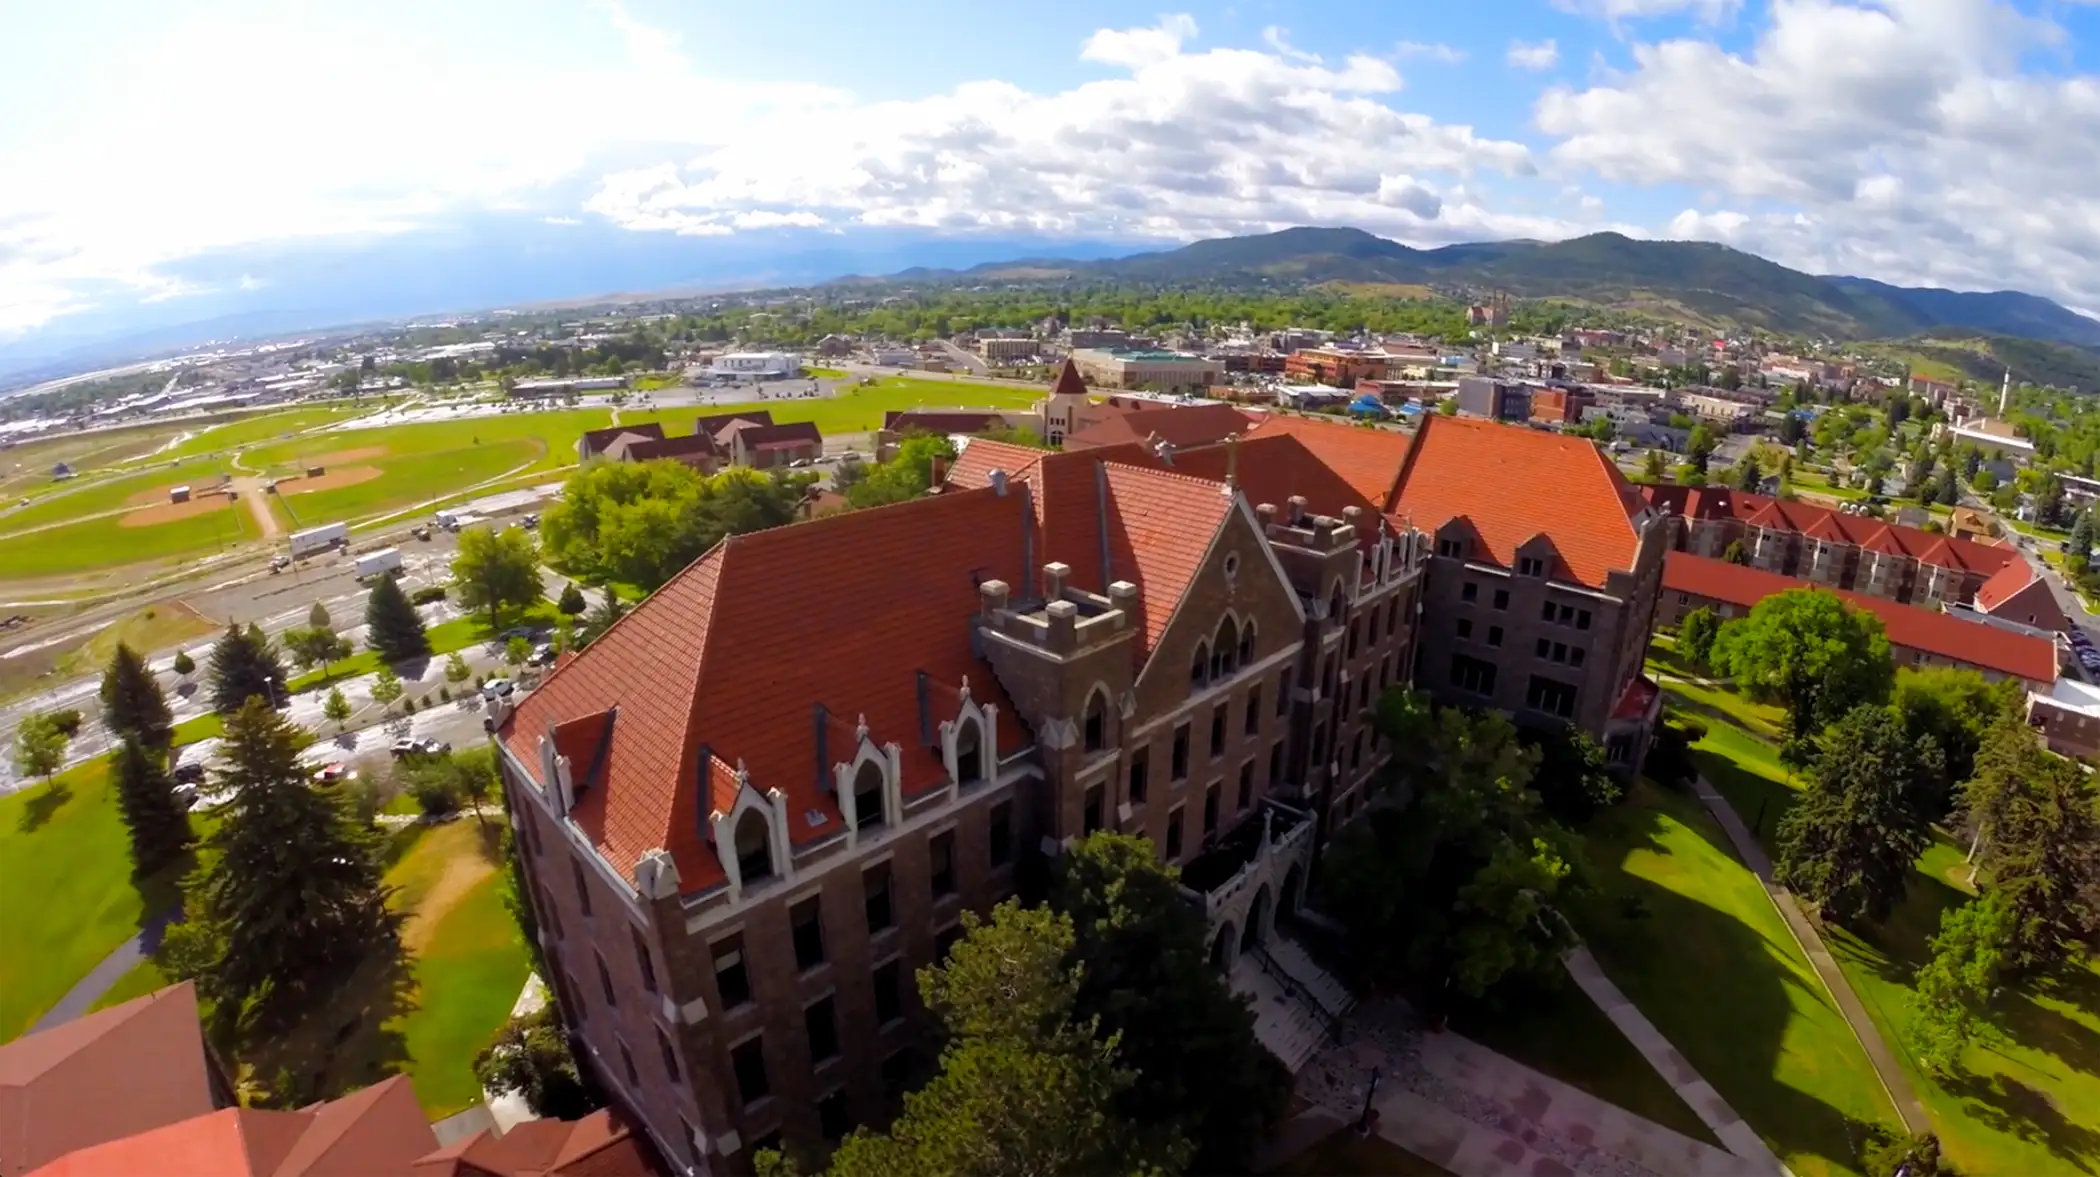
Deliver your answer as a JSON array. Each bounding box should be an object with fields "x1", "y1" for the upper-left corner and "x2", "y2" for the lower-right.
[{"x1": 1356, "y1": 1066, "x2": 1383, "y2": 1137}]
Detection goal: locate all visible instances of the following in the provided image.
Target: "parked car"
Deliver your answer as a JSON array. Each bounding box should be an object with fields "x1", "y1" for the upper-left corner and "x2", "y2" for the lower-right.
[
  {"x1": 311, "y1": 763, "x2": 354, "y2": 785},
  {"x1": 521, "y1": 514, "x2": 540, "y2": 529},
  {"x1": 171, "y1": 760, "x2": 206, "y2": 785},
  {"x1": 482, "y1": 678, "x2": 515, "y2": 700},
  {"x1": 530, "y1": 642, "x2": 556, "y2": 666},
  {"x1": 392, "y1": 737, "x2": 452, "y2": 758}
]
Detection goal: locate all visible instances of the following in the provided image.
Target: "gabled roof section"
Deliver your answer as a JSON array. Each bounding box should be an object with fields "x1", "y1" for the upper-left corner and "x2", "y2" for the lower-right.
[
  {"x1": 26, "y1": 1108, "x2": 307, "y2": 1177},
  {"x1": 1393, "y1": 415, "x2": 1642, "y2": 588},
  {"x1": 1642, "y1": 484, "x2": 2019, "y2": 578},
  {"x1": 621, "y1": 434, "x2": 717, "y2": 463},
  {"x1": 1050, "y1": 358, "x2": 1088, "y2": 398},
  {"x1": 1125, "y1": 433, "x2": 1385, "y2": 549},
  {"x1": 1093, "y1": 463, "x2": 1236, "y2": 657},
  {"x1": 695, "y1": 410, "x2": 772, "y2": 437},
  {"x1": 271, "y1": 1075, "x2": 434, "y2": 1177},
  {"x1": 502, "y1": 488, "x2": 1032, "y2": 891},
  {"x1": 1243, "y1": 414, "x2": 1414, "y2": 508},
  {"x1": 1975, "y1": 560, "x2": 2040, "y2": 612},
  {"x1": 945, "y1": 438, "x2": 1051, "y2": 490},
  {"x1": 579, "y1": 423, "x2": 663, "y2": 458},
  {"x1": 735, "y1": 421, "x2": 823, "y2": 448},
  {"x1": 1065, "y1": 402, "x2": 1258, "y2": 451}
]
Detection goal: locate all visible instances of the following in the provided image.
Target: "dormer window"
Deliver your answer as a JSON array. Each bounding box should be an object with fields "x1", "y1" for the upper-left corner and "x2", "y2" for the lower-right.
[
  {"x1": 956, "y1": 718, "x2": 988, "y2": 784},
  {"x1": 1081, "y1": 692, "x2": 1107, "y2": 754},
  {"x1": 1437, "y1": 538, "x2": 1462, "y2": 558},
  {"x1": 734, "y1": 809, "x2": 774, "y2": 884},
  {"x1": 852, "y1": 761, "x2": 887, "y2": 831},
  {"x1": 1518, "y1": 556, "x2": 1546, "y2": 577}
]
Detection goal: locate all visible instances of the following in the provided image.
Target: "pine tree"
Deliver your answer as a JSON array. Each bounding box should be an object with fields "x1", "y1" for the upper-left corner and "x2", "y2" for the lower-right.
[
  {"x1": 110, "y1": 737, "x2": 192, "y2": 877},
  {"x1": 308, "y1": 600, "x2": 332, "y2": 632},
  {"x1": 1775, "y1": 705, "x2": 1935, "y2": 927},
  {"x1": 175, "y1": 700, "x2": 396, "y2": 1022},
  {"x1": 1960, "y1": 722, "x2": 2100, "y2": 976},
  {"x1": 557, "y1": 582, "x2": 587, "y2": 617},
  {"x1": 206, "y1": 623, "x2": 287, "y2": 714},
  {"x1": 100, "y1": 642, "x2": 173, "y2": 749},
  {"x1": 1734, "y1": 454, "x2": 1762, "y2": 492},
  {"x1": 364, "y1": 573, "x2": 430, "y2": 663}
]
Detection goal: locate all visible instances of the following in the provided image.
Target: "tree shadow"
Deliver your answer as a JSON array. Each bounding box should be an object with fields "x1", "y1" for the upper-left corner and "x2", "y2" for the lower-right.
[
  {"x1": 396, "y1": 655, "x2": 432, "y2": 682},
  {"x1": 1943, "y1": 1070, "x2": 2100, "y2": 1170},
  {"x1": 1986, "y1": 963, "x2": 2100, "y2": 1084},
  {"x1": 16, "y1": 782, "x2": 74, "y2": 832}
]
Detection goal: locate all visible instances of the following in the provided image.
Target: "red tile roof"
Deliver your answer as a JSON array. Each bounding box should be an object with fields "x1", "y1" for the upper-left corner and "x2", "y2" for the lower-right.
[
  {"x1": 1973, "y1": 561, "x2": 2066, "y2": 631},
  {"x1": 579, "y1": 423, "x2": 663, "y2": 459},
  {"x1": 620, "y1": 434, "x2": 717, "y2": 464},
  {"x1": 1643, "y1": 485, "x2": 2018, "y2": 576},
  {"x1": 694, "y1": 410, "x2": 772, "y2": 438},
  {"x1": 502, "y1": 488, "x2": 1033, "y2": 891},
  {"x1": 945, "y1": 439, "x2": 1051, "y2": 490},
  {"x1": 1051, "y1": 358, "x2": 1088, "y2": 399},
  {"x1": 0, "y1": 982, "x2": 218, "y2": 1177},
  {"x1": 412, "y1": 1110, "x2": 662, "y2": 1177},
  {"x1": 1093, "y1": 463, "x2": 1236, "y2": 655},
  {"x1": 1392, "y1": 415, "x2": 1644, "y2": 588},
  {"x1": 1664, "y1": 552, "x2": 2058, "y2": 683},
  {"x1": 883, "y1": 410, "x2": 1011, "y2": 434},
  {"x1": 1158, "y1": 433, "x2": 1383, "y2": 530},
  {"x1": 1242, "y1": 414, "x2": 1415, "y2": 509},
  {"x1": 1063, "y1": 402, "x2": 1258, "y2": 451}
]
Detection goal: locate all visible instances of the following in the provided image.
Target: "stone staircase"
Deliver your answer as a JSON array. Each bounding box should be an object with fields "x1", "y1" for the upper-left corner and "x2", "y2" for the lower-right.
[
  {"x1": 1265, "y1": 934, "x2": 1356, "y2": 1018},
  {"x1": 1230, "y1": 934, "x2": 1354, "y2": 1074}
]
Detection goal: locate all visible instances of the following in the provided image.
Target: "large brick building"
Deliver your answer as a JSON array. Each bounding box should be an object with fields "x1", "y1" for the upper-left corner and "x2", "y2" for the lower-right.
[{"x1": 495, "y1": 410, "x2": 1667, "y2": 1174}]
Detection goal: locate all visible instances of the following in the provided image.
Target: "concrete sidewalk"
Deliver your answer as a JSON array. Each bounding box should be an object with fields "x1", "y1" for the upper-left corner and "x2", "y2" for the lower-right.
[
  {"x1": 28, "y1": 908, "x2": 178, "y2": 1033},
  {"x1": 1688, "y1": 776, "x2": 1930, "y2": 1136}
]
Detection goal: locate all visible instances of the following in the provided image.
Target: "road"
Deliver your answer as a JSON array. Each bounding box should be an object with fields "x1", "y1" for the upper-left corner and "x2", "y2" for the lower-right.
[{"x1": 933, "y1": 340, "x2": 990, "y2": 376}]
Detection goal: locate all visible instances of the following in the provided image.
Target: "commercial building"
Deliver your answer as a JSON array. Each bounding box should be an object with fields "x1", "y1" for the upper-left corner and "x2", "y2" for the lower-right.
[
  {"x1": 1527, "y1": 385, "x2": 1595, "y2": 426},
  {"x1": 513, "y1": 376, "x2": 629, "y2": 398},
  {"x1": 1660, "y1": 552, "x2": 2058, "y2": 689},
  {"x1": 1642, "y1": 485, "x2": 2020, "y2": 610},
  {"x1": 1676, "y1": 391, "x2": 1766, "y2": 431},
  {"x1": 1067, "y1": 328, "x2": 1132, "y2": 350},
  {"x1": 1283, "y1": 348, "x2": 1388, "y2": 387},
  {"x1": 497, "y1": 423, "x2": 1430, "y2": 1172},
  {"x1": 977, "y1": 337, "x2": 1037, "y2": 364},
  {"x1": 1453, "y1": 376, "x2": 1531, "y2": 422},
  {"x1": 708, "y1": 353, "x2": 803, "y2": 381},
  {"x1": 1069, "y1": 348, "x2": 1223, "y2": 395}
]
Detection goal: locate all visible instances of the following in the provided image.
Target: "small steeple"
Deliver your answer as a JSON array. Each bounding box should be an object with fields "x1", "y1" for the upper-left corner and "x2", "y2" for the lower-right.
[{"x1": 2000, "y1": 367, "x2": 2011, "y2": 417}]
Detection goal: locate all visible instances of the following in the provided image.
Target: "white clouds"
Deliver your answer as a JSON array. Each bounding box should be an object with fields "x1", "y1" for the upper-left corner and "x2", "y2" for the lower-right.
[
  {"x1": 1394, "y1": 41, "x2": 1468, "y2": 64},
  {"x1": 579, "y1": 17, "x2": 1566, "y2": 248},
  {"x1": 1550, "y1": 0, "x2": 1740, "y2": 21},
  {"x1": 1508, "y1": 39, "x2": 1561, "y2": 69},
  {"x1": 1532, "y1": 0, "x2": 2100, "y2": 306}
]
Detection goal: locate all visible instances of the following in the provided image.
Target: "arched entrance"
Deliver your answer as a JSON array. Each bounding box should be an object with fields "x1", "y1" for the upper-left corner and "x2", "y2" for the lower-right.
[
  {"x1": 1211, "y1": 922, "x2": 1237, "y2": 971},
  {"x1": 1242, "y1": 884, "x2": 1272, "y2": 955},
  {"x1": 1279, "y1": 863, "x2": 1305, "y2": 927}
]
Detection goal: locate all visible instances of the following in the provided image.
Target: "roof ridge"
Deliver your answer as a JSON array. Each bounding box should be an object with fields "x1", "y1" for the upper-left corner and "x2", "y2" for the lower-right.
[
  {"x1": 1577, "y1": 434, "x2": 1641, "y2": 532},
  {"x1": 1098, "y1": 454, "x2": 1229, "y2": 495}
]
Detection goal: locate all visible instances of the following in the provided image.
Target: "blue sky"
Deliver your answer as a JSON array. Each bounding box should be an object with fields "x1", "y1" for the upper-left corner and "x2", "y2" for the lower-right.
[{"x1": 9, "y1": 0, "x2": 2100, "y2": 346}]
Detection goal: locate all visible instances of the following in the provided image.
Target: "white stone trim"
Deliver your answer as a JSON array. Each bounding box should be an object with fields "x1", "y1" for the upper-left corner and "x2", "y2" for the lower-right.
[
  {"x1": 710, "y1": 769, "x2": 793, "y2": 898},
  {"x1": 835, "y1": 732, "x2": 904, "y2": 849}
]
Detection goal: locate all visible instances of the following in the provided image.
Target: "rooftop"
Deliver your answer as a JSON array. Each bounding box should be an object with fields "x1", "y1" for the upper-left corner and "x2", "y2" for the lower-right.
[{"x1": 1642, "y1": 485, "x2": 2018, "y2": 576}]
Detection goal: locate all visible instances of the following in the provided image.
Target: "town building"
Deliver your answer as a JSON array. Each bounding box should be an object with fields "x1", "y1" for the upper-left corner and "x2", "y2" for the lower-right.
[
  {"x1": 1453, "y1": 376, "x2": 1530, "y2": 422},
  {"x1": 708, "y1": 353, "x2": 803, "y2": 381},
  {"x1": 1068, "y1": 348, "x2": 1223, "y2": 395},
  {"x1": 512, "y1": 377, "x2": 628, "y2": 398},
  {"x1": 1641, "y1": 485, "x2": 2020, "y2": 610},
  {"x1": 1971, "y1": 562, "x2": 2070, "y2": 635},
  {"x1": 1527, "y1": 385, "x2": 1595, "y2": 426},
  {"x1": 1675, "y1": 391, "x2": 1766, "y2": 431},
  {"x1": 977, "y1": 337, "x2": 1037, "y2": 364},
  {"x1": 718, "y1": 421, "x2": 822, "y2": 469},
  {"x1": 1283, "y1": 348, "x2": 1388, "y2": 387},
  {"x1": 1067, "y1": 328, "x2": 1132, "y2": 350},
  {"x1": 580, "y1": 423, "x2": 667, "y2": 462},
  {"x1": 1660, "y1": 552, "x2": 2058, "y2": 688},
  {"x1": 2027, "y1": 678, "x2": 2100, "y2": 760},
  {"x1": 1061, "y1": 401, "x2": 1260, "y2": 452}
]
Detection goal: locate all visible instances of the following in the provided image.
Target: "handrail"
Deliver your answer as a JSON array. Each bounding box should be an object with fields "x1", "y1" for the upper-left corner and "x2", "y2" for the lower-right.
[{"x1": 1253, "y1": 943, "x2": 1342, "y2": 1023}]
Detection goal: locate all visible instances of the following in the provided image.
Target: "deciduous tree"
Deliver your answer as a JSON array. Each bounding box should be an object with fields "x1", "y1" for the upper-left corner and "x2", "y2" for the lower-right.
[
  {"x1": 1676, "y1": 607, "x2": 1720, "y2": 669},
  {"x1": 542, "y1": 460, "x2": 808, "y2": 590},
  {"x1": 100, "y1": 642, "x2": 173, "y2": 749},
  {"x1": 1775, "y1": 705, "x2": 1936, "y2": 926},
  {"x1": 1892, "y1": 668, "x2": 2021, "y2": 822},
  {"x1": 1958, "y1": 721, "x2": 2100, "y2": 976},
  {"x1": 1909, "y1": 889, "x2": 2013, "y2": 1075},
  {"x1": 282, "y1": 627, "x2": 352, "y2": 677},
  {"x1": 1710, "y1": 588, "x2": 1894, "y2": 755},
  {"x1": 474, "y1": 1004, "x2": 603, "y2": 1119},
  {"x1": 322, "y1": 687, "x2": 352, "y2": 731},
  {"x1": 453, "y1": 526, "x2": 543, "y2": 629},
  {"x1": 11, "y1": 713, "x2": 69, "y2": 791},
  {"x1": 364, "y1": 572, "x2": 431, "y2": 663},
  {"x1": 110, "y1": 737, "x2": 192, "y2": 876},
  {"x1": 369, "y1": 667, "x2": 405, "y2": 714}
]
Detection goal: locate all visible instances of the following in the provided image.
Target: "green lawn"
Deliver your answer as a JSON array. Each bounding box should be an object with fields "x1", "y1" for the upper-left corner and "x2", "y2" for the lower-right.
[
  {"x1": 275, "y1": 439, "x2": 543, "y2": 528},
  {"x1": 0, "y1": 460, "x2": 235, "y2": 537},
  {"x1": 0, "y1": 500, "x2": 259, "y2": 580},
  {"x1": 398, "y1": 870, "x2": 531, "y2": 1115},
  {"x1": 155, "y1": 406, "x2": 370, "y2": 463},
  {"x1": 1787, "y1": 470, "x2": 1871, "y2": 502},
  {"x1": 1574, "y1": 782, "x2": 1896, "y2": 1177},
  {"x1": 88, "y1": 958, "x2": 170, "y2": 1013},
  {"x1": 624, "y1": 376, "x2": 1041, "y2": 437},
  {"x1": 171, "y1": 711, "x2": 224, "y2": 747},
  {"x1": 0, "y1": 760, "x2": 187, "y2": 1042},
  {"x1": 286, "y1": 616, "x2": 482, "y2": 693}
]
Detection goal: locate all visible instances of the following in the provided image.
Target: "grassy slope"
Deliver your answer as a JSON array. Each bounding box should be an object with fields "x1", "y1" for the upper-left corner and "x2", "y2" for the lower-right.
[
  {"x1": 54, "y1": 602, "x2": 219, "y2": 678},
  {"x1": 400, "y1": 870, "x2": 530, "y2": 1114}
]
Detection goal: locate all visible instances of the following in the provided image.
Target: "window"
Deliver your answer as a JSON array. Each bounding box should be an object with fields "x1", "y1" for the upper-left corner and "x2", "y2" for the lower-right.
[
  {"x1": 873, "y1": 959, "x2": 902, "y2": 1024},
  {"x1": 1190, "y1": 643, "x2": 1210, "y2": 688},
  {"x1": 1237, "y1": 622, "x2": 1256, "y2": 667},
  {"x1": 631, "y1": 927, "x2": 657, "y2": 995},
  {"x1": 1082, "y1": 691, "x2": 1107, "y2": 753},
  {"x1": 1518, "y1": 555, "x2": 1546, "y2": 577},
  {"x1": 658, "y1": 1027, "x2": 682, "y2": 1083},
  {"x1": 564, "y1": 969, "x2": 586, "y2": 1020},
  {"x1": 955, "y1": 719, "x2": 986, "y2": 785},
  {"x1": 539, "y1": 884, "x2": 563, "y2": 940},
  {"x1": 1166, "y1": 805, "x2": 1185, "y2": 858},
  {"x1": 852, "y1": 762, "x2": 886, "y2": 831},
  {"x1": 1487, "y1": 625, "x2": 1504, "y2": 649},
  {"x1": 1203, "y1": 783, "x2": 1220, "y2": 834},
  {"x1": 1237, "y1": 761, "x2": 1254, "y2": 812},
  {"x1": 596, "y1": 951, "x2": 617, "y2": 1007},
  {"x1": 1449, "y1": 654, "x2": 1498, "y2": 696},
  {"x1": 1576, "y1": 609, "x2": 1593, "y2": 631},
  {"x1": 1213, "y1": 617, "x2": 1240, "y2": 678},
  {"x1": 1388, "y1": 596, "x2": 1402, "y2": 633},
  {"x1": 1492, "y1": 588, "x2": 1509, "y2": 610},
  {"x1": 1352, "y1": 730, "x2": 1366, "y2": 770},
  {"x1": 880, "y1": 1050, "x2": 914, "y2": 1103},
  {"x1": 989, "y1": 801, "x2": 1012, "y2": 867},
  {"x1": 1209, "y1": 705, "x2": 1226, "y2": 759},
  {"x1": 620, "y1": 1038, "x2": 640, "y2": 1087},
  {"x1": 732, "y1": 1037, "x2": 770, "y2": 1106},
  {"x1": 1276, "y1": 674, "x2": 1290, "y2": 716},
  {"x1": 713, "y1": 935, "x2": 752, "y2": 1008},
  {"x1": 930, "y1": 830, "x2": 957, "y2": 897},
  {"x1": 1270, "y1": 739, "x2": 1285, "y2": 786},
  {"x1": 571, "y1": 861, "x2": 592, "y2": 916},
  {"x1": 791, "y1": 897, "x2": 825, "y2": 971},
  {"x1": 1571, "y1": 647, "x2": 1586, "y2": 667},
  {"x1": 1456, "y1": 618, "x2": 1473, "y2": 640},
  {"x1": 1347, "y1": 619, "x2": 1360, "y2": 660},
  {"x1": 733, "y1": 808, "x2": 773, "y2": 884},
  {"x1": 1541, "y1": 601, "x2": 1557, "y2": 622},
  {"x1": 806, "y1": 996, "x2": 840, "y2": 1063},
  {"x1": 1171, "y1": 724, "x2": 1190, "y2": 781},
  {"x1": 1128, "y1": 753, "x2": 1149, "y2": 805},
  {"x1": 1461, "y1": 581, "x2": 1478, "y2": 603},
  {"x1": 1368, "y1": 607, "x2": 1381, "y2": 644},
  {"x1": 1526, "y1": 675, "x2": 1578, "y2": 719},
  {"x1": 1083, "y1": 785, "x2": 1104, "y2": 834},
  {"x1": 1245, "y1": 687, "x2": 1261, "y2": 734},
  {"x1": 1437, "y1": 537, "x2": 1461, "y2": 558},
  {"x1": 1358, "y1": 676, "x2": 1371, "y2": 709},
  {"x1": 819, "y1": 1090, "x2": 853, "y2": 1142},
  {"x1": 1535, "y1": 637, "x2": 1551, "y2": 658},
  {"x1": 864, "y1": 863, "x2": 893, "y2": 934}
]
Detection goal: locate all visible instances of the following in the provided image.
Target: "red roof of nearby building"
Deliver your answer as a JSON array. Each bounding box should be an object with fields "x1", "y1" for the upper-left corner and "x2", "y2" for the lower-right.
[
  {"x1": 619, "y1": 433, "x2": 717, "y2": 463},
  {"x1": 0, "y1": 982, "x2": 218, "y2": 1177},
  {"x1": 694, "y1": 410, "x2": 772, "y2": 437},
  {"x1": 579, "y1": 423, "x2": 663, "y2": 458},
  {"x1": 1393, "y1": 415, "x2": 1645, "y2": 589},
  {"x1": 945, "y1": 438, "x2": 1052, "y2": 489},
  {"x1": 1063, "y1": 402, "x2": 1258, "y2": 451},
  {"x1": 730, "y1": 422, "x2": 823, "y2": 452},
  {"x1": 28, "y1": 1076, "x2": 434, "y2": 1177},
  {"x1": 1241, "y1": 413, "x2": 1415, "y2": 508},
  {"x1": 1050, "y1": 358, "x2": 1088, "y2": 399},
  {"x1": 1972, "y1": 561, "x2": 2067, "y2": 632},
  {"x1": 1663, "y1": 552, "x2": 2058, "y2": 683},
  {"x1": 411, "y1": 1110, "x2": 662, "y2": 1177},
  {"x1": 1642, "y1": 485, "x2": 2017, "y2": 576}
]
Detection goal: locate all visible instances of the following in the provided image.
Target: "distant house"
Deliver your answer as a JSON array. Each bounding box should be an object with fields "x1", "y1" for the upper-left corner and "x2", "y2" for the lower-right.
[
  {"x1": 578, "y1": 423, "x2": 663, "y2": 461},
  {"x1": 723, "y1": 421, "x2": 823, "y2": 469}
]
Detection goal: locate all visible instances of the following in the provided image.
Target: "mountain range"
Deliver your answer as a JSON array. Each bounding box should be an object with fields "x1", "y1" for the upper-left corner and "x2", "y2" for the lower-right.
[{"x1": 922, "y1": 227, "x2": 2100, "y2": 349}]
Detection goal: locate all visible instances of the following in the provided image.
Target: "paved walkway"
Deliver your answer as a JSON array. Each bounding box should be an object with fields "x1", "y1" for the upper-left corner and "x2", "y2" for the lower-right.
[
  {"x1": 28, "y1": 907, "x2": 178, "y2": 1033},
  {"x1": 1688, "y1": 776, "x2": 1931, "y2": 1136},
  {"x1": 1563, "y1": 947, "x2": 1790, "y2": 1176}
]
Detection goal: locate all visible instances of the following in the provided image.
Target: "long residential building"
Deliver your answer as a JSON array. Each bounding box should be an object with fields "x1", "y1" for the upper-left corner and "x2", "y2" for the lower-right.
[{"x1": 493, "y1": 400, "x2": 1669, "y2": 1173}]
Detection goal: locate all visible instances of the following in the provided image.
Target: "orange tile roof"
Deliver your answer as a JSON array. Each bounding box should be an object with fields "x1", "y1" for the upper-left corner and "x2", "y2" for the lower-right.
[
  {"x1": 413, "y1": 1110, "x2": 661, "y2": 1177},
  {"x1": 1973, "y1": 561, "x2": 2066, "y2": 631},
  {"x1": 1093, "y1": 463, "x2": 1236, "y2": 654},
  {"x1": 1643, "y1": 485, "x2": 2019, "y2": 576},
  {"x1": 0, "y1": 982, "x2": 218, "y2": 1177},
  {"x1": 1050, "y1": 358, "x2": 1088, "y2": 398},
  {"x1": 1664, "y1": 552, "x2": 2058, "y2": 683},
  {"x1": 1064, "y1": 402, "x2": 1259, "y2": 451},
  {"x1": 1974, "y1": 560, "x2": 2039, "y2": 611},
  {"x1": 1392, "y1": 415, "x2": 1643, "y2": 588},
  {"x1": 945, "y1": 438, "x2": 1050, "y2": 490},
  {"x1": 503, "y1": 488, "x2": 1033, "y2": 891},
  {"x1": 1242, "y1": 414, "x2": 1415, "y2": 507}
]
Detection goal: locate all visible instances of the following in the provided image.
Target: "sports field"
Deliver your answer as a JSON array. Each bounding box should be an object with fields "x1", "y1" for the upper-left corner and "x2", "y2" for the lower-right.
[
  {"x1": 0, "y1": 461, "x2": 236, "y2": 536},
  {"x1": 0, "y1": 496, "x2": 259, "y2": 579}
]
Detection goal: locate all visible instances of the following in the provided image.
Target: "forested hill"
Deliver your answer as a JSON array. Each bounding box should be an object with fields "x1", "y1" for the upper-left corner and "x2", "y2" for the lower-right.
[{"x1": 910, "y1": 227, "x2": 2100, "y2": 349}]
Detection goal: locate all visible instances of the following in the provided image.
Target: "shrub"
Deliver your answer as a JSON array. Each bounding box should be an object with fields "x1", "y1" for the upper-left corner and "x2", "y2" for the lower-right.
[
  {"x1": 414, "y1": 775, "x2": 461, "y2": 817},
  {"x1": 439, "y1": 686, "x2": 452, "y2": 702},
  {"x1": 401, "y1": 697, "x2": 417, "y2": 715},
  {"x1": 1646, "y1": 715, "x2": 1706, "y2": 791},
  {"x1": 42, "y1": 708, "x2": 84, "y2": 737},
  {"x1": 410, "y1": 584, "x2": 449, "y2": 606}
]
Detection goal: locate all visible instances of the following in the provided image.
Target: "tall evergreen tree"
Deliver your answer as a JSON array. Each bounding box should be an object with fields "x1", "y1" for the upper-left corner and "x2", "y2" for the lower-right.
[
  {"x1": 1960, "y1": 722, "x2": 2100, "y2": 976},
  {"x1": 206, "y1": 623, "x2": 287, "y2": 714},
  {"x1": 364, "y1": 573, "x2": 431, "y2": 662},
  {"x1": 1734, "y1": 454, "x2": 1762, "y2": 492},
  {"x1": 110, "y1": 737, "x2": 192, "y2": 877},
  {"x1": 169, "y1": 699, "x2": 396, "y2": 1023},
  {"x1": 99, "y1": 642, "x2": 173, "y2": 749},
  {"x1": 1775, "y1": 705, "x2": 1936, "y2": 927},
  {"x1": 1052, "y1": 834, "x2": 1287, "y2": 1171}
]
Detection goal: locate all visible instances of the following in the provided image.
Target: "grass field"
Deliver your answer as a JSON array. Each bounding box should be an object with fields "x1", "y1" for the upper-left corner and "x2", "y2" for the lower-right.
[
  {"x1": 159, "y1": 405, "x2": 373, "y2": 462},
  {"x1": 0, "y1": 422, "x2": 203, "y2": 499},
  {"x1": 286, "y1": 616, "x2": 482, "y2": 693},
  {"x1": 0, "y1": 460, "x2": 235, "y2": 536},
  {"x1": 0, "y1": 499, "x2": 259, "y2": 580},
  {"x1": 0, "y1": 759, "x2": 189, "y2": 1042},
  {"x1": 275, "y1": 439, "x2": 543, "y2": 528},
  {"x1": 1656, "y1": 655, "x2": 2100, "y2": 1176},
  {"x1": 1787, "y1": 469, "x2": 1872, "y2": 503},
  {"x1": 53, "y1": 602, "x2": 219, "y2": 678}
]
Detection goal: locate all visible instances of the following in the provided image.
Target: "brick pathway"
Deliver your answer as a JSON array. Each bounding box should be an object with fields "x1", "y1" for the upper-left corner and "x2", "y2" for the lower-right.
[{"x1": 1688, "y1": 776, "x2": 1931, "y2": 1136}]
